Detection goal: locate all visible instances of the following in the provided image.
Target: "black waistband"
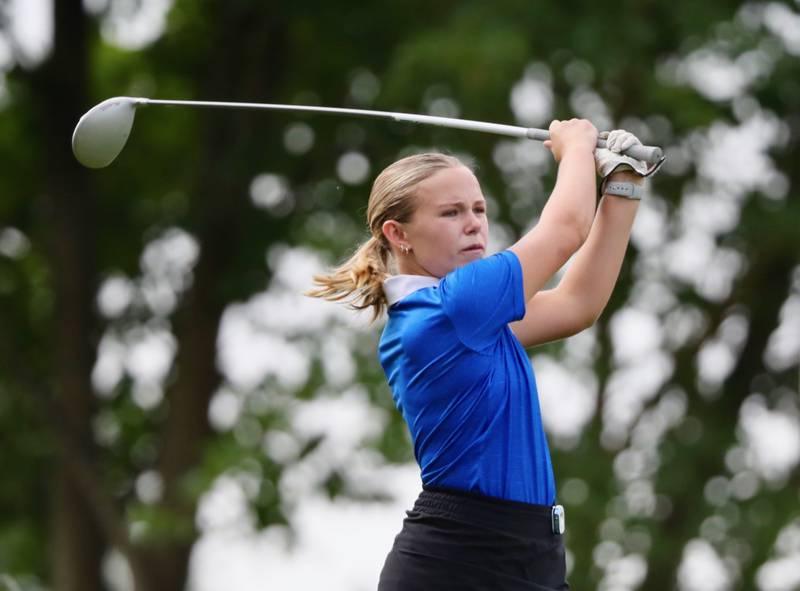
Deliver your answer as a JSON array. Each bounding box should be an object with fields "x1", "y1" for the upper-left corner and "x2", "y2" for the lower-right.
[{"x1": 414, "y1": 485, "x2": 557, "y2": 538}]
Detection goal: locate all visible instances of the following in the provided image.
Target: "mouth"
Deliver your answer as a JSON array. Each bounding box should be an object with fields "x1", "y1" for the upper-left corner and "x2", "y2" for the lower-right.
[{"x1": 461, "y1": 244, "x2": 485, "y2": 254}]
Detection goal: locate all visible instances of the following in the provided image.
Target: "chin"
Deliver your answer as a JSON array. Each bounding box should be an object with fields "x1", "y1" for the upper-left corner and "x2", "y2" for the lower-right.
[{"x1": 462, "y1": 249, "x2": 485, "y2": 261}]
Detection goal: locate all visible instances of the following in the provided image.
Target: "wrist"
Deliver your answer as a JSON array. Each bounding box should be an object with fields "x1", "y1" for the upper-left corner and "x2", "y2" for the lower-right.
[{"x1": 561, "y1": 144, "x2": 596, "y2": 160}]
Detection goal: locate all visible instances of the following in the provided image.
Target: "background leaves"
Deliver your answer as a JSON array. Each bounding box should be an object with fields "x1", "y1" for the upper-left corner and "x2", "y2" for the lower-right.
[{"x1": 0, "y1": 0, "x2": 798, "y2": 589}]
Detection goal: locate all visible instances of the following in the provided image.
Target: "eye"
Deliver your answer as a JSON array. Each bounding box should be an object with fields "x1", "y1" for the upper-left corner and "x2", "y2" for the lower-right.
[
  {"x1": 442, "y1": 209, "x2": 458, "y2": 217},
  {"x1": 474, "y1": 205, "x2": 486, "y2": 214}
]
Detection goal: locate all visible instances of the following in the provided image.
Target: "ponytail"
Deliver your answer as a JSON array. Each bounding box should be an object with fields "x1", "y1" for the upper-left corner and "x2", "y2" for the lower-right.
[{"x1": 307, "y1": 235, "x2": 392, "y2": 320}]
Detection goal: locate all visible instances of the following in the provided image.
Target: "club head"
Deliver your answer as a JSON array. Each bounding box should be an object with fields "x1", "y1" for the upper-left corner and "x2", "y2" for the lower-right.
[{"x1": 72, "y1": 97, "x2": 142, "y2": 168}]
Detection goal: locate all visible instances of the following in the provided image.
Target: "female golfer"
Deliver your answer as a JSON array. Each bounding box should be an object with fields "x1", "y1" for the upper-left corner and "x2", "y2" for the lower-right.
[{"x1": 310, "y1": 119, "x2": 656, "y2": 590}]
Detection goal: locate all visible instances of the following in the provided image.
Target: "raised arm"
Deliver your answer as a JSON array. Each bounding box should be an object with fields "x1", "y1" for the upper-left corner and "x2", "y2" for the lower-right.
[
  {"x1": 510, "y1": 169, "x2": 643, "y2": 347},
  {"x1": 508, "y1": 119, "x2": 598, "y2": 302},
  {"x1": 509, "y1": 127, "x2": 665, "y2": 348}
]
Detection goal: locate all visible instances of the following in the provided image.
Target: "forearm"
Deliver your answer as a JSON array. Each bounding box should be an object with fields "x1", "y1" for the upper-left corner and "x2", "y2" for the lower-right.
[
  {"x1": 539, "y1": 147, "x2": 598, "y2": 244},
  {"x1": 558, "y1": 180, "x2": 640, "y2": 322}
]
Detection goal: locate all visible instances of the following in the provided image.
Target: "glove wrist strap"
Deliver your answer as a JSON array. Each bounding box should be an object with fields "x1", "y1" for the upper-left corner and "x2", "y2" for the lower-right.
[{"x1": 602, "y1": 180, "x2": 643, "y2": 200}]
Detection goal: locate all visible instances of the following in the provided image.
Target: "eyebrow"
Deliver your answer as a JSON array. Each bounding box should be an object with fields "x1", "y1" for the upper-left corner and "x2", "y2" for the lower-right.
[{"x1": 436, "y1": 199, "x2": 486, "y2": 208}]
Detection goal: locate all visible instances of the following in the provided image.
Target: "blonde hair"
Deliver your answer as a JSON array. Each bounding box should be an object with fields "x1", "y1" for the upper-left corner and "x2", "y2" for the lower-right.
[{"x1": 307, "y1": 152, "x2": 465, "y2": 319}]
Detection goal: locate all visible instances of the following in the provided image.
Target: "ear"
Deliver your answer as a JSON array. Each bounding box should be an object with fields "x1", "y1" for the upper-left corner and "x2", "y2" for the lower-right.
[{"x1": 382, "y1": 220, "x2": 410, "y2": 252}]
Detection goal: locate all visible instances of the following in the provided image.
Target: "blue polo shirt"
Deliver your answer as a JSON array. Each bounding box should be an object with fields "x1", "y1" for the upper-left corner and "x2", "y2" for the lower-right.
[{"x1": 378, "y1": 250, "x2": 556, "y2": 506}]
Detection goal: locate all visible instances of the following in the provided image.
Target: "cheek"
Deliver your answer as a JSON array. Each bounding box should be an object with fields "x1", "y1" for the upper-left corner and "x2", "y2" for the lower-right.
[
  {"x1": 416, "y1": 223, "x2": 457, "y2": 256},
  {"x1": 428, "y1": 221, "x2": 456, "y2": 242}
]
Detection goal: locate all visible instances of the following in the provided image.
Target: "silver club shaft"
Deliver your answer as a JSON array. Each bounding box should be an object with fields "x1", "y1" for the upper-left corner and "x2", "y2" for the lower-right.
[{"x1": 137, "y1": 98, "x2": 664, "y2": 163}]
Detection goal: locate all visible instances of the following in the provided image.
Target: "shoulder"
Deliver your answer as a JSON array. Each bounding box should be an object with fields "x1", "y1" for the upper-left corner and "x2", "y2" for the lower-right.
[
  {"x1": 439, "y1": 250, "x2": 522, "y2": 305},
  {"x1": 441, "y1": 250, "x2": 520, "y2": 287}
]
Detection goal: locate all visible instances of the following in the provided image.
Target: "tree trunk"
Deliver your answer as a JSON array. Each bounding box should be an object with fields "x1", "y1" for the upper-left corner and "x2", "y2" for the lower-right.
[
  {"x1": 31, "y1": 1, "x2": 106, "y2": 589},
  {"x1": 137, "y1": 3, "x2": 290, "y2": 589}
]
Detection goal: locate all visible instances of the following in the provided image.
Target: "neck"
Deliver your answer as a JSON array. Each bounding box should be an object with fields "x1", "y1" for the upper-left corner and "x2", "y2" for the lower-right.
[{"x1": 397, "y1": 256, "x2": 436, "y2": 277}]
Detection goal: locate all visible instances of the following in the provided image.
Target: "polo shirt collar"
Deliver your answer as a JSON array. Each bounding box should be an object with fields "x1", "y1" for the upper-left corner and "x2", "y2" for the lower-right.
[{"x1": 383, "y1": 274, "x2": 441, "y2": 306}]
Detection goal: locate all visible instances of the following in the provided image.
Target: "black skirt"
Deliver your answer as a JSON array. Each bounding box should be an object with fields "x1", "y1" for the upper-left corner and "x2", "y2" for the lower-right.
[{"x1": 378, "y1": 486, "x2": 569, "y2": 591}]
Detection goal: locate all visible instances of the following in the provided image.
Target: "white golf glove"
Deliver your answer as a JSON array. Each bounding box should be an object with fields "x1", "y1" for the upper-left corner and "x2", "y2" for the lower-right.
[{"x1": 594, "y1": 129, "x2": 664, "y2": 180}]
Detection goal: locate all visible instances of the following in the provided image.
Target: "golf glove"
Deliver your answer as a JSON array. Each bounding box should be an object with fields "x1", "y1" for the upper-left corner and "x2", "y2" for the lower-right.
[{"x1": 594, "y1": 129, "x2": 664, "y2": 180}]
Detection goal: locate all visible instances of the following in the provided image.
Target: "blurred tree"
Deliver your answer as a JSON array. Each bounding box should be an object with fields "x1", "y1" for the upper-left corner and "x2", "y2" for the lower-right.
[{"x1": 0, "y1": 0, "x2": 798, "y2": 590}]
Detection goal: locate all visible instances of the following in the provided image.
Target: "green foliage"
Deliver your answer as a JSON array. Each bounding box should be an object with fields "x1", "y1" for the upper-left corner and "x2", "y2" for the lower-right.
[{"x1": 0, "y1": 0, "x2": 798, "y2": 589}]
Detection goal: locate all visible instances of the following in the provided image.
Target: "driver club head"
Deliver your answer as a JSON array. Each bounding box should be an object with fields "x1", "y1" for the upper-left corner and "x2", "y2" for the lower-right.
[{"x1": 72, "y1": 97, "x2": 141, "y2": 168}]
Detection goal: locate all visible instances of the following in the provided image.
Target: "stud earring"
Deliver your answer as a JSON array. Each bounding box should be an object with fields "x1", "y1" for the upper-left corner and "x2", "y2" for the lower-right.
[{"x1": 400, "y1": 245, "x2": 410, "y2": 255}]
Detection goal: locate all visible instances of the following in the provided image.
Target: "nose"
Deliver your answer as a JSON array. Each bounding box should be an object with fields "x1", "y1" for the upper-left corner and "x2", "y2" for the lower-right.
[{"x1": 464, "y1": 210, "x2": 482, "y2": 234}]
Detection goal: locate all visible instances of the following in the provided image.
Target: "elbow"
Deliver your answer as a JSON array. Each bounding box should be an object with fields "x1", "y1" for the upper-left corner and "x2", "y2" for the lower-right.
[
  {"x1": 568, "y1": 295, "x2": 603, "y2": 333},
  {"x1": 559, "y1": 289, "x2": 603, "y2": 335},
  {"x1": 539, "y1": 197, "x2": 594, "y2": 255},
  {"x1": 568, "y1": 209, "x2": 594, "y2": 245},
  {"x1": 580, "y1": 309, "x2": 602, "y2": 331},
  {"x1": 565, "y1": 310, "x2": 599, "y2": 337},
  {"x1": 556, "y1": 308, "x2": 598, "y2": 340},
  {"x1": 554, "y1": 214, "x2": 591, "y2": 256},
  {"x1": 580, "y1": 300, "x2": 612, "y2": 331}
]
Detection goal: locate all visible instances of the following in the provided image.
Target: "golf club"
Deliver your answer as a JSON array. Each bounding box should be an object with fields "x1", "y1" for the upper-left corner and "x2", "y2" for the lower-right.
[{"x1": 72, "y1": 96, "x2": 665, "y2": 169}]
